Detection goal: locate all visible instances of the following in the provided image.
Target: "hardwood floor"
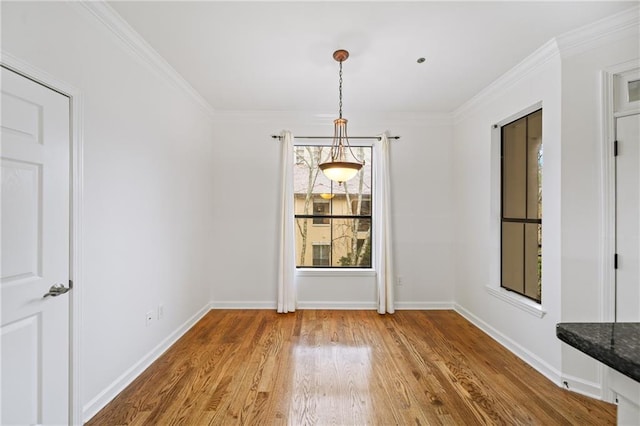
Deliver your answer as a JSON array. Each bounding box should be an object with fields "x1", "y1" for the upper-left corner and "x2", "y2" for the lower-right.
[{"x1": 87, "y1": 310, "x2": 615, "y2": 425}]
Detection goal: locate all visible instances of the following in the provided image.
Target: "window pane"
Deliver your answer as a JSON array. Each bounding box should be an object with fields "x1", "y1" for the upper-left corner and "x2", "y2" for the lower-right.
[
  {"x1": 527, "y1": 110, "x2": 542, "y2": 220},
  {"x1": 502, "y1": 222, "x2": 524, "y2": 292},
  {"x1": 333, "y1": 218, "x2": 372, "y2": 267},
  {"x1": 339, "y1": 146, "x2": 371, "y2": 198},
  {"x1": 500, "y1": 109, "x2": 542, "y2": 302},
  {"x1": 295, "y1": 218, "x2": 371, "y2": 267},
  {"x1": 295, "y1": 218, "x2": 331, "y2": 267},
  {"x1": 524, "y1": 223, "x2": 542, "y2": 301},
  {"x1": 294, "y1": 146, "x2": 332, "y2": 215},
  {"x1": 502, "y1": 117, "x2": 527, "y2": 219},
  {"x1": 629, "y1": 79, "x2": 640, "y2": 103}
]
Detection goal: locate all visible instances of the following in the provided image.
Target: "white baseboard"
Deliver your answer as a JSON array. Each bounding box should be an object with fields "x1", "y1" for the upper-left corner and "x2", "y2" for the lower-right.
[
  {"x1": 82, "y1": 302, "x2": 211, "y2": 423},
  {"x1": 209, "y1": 300, "x2": 454, "y2": 310},
  {"x1": 560, "y1": 373, "x2": 604, "y2": 400},
  {"x1": 209, "y1": 301, "x2": 277, "y2": 309},
  {"x1": 296, "y1": 301, "x2": 454, "y2": 310},
  {"x1": 395, "y1": 301, "x2": 454, "y2": 310},
  {"x1": 454, "y1": 303, "x2": 563, "y2": 387},
  {"x1": 297, "y1": 301, "x2": 378, "y2": 310}
]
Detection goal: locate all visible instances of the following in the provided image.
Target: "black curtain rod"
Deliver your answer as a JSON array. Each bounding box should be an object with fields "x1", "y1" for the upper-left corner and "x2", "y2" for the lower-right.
[{"x1": 271, "y1": 135, "x2": 400, "y2": 141}]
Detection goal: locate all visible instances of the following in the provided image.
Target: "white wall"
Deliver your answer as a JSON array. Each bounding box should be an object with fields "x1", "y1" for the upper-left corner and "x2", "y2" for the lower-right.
[
  {"x1": 210, "y1": 111, "x2": 455, "y2": 309},
  {"x1": 558, "y1": 25, "x2": 640, "y2": 387},
  {"x1": 452, "y1": 42, "x2": 564, "y2": 380},
  {"x1": 3, "y1": 1, "x2": 636, "y2": 422},
  {"x1": 2, "y1": 1, "x2": 216, "y2": 420},
  {"x1": 452, "y1": 7, "x2": 639, "y2": 398}
]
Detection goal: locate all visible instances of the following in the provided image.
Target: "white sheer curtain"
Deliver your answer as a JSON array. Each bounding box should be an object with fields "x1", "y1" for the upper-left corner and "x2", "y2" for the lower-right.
[
  {"x1": 277, "y1": 130, "x2": 297, "y2": 313},
  {"x1": 374, "y1": 134, "x2": 395, "y2": 314}
]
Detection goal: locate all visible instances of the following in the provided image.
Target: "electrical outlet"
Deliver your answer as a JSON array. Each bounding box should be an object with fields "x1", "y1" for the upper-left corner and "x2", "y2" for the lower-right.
[
  {"x1": 397, "y1": 276, "x2": 404, "y2": 286},
  {"x1": 145, "y1": 311, "x2": 153, "y2": 327},
  {"x1": 158, "y1": 304, "x2": 164, "y2": 320}
]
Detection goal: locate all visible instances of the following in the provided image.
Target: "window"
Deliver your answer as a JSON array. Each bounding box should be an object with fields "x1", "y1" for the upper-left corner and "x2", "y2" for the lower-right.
[
  {"x1": 501, "y1": 109, "x2": 542, "y2": 302},
  {"x1": 294, "y1": 145, "x2": 372, "y2": 268},
  {"x1": 312, "y1": 243, "x2": 330, "y2": 266},
  {"x1": 628, "y1": 79, "x2": 640, "y2": 103},
  {"x1": 312, "y1": 199, "x2": 330, "y2": 225},
  {"x1": 351, "y1": 199, "x2": 371, "y2": 231}
]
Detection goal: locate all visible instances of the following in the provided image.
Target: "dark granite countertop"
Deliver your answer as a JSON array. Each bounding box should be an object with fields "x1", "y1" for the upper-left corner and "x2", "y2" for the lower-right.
[{"x1": 556, "y1": 322, "x2": 640, "y2": 382}]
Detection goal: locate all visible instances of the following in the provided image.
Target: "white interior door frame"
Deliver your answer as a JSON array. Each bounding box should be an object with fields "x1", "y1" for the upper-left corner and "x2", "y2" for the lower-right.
[
  {"x1": 1, "y1": 51, "x2": 84, "y2": 425},
  {"x1": 599, "y1": 58, "x2": 640, "y2": 402}
]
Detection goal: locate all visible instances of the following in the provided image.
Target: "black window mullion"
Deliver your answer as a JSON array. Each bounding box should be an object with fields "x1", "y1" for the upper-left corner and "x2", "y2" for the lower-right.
[
  {"x1": 330, "y1": 181, "x2": 333, "y2": 266},
  {"x1": 295, "y1": 214, "x2": 372, "y2": 220},
  {"x1": 524, "y1": 116, "x2": 529, "y2": 296},
  {"x1": 501, "y1": 125, "x2": 505, "y2": 293},
  {"x1": 502, "y1": 218, "x2": 542, "y2": 224}
]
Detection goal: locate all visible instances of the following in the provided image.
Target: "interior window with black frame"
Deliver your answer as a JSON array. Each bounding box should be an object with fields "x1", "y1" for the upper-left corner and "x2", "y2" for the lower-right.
[
  {"x1": 501, "y1": 109, "x2": 542, "y2": 302},
  {"x1": 293, "y1": 145, "x2": 372, "y2": 268}
]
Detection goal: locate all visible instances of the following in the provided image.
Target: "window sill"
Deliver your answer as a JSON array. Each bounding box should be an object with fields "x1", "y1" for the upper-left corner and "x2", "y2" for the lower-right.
[
  {"x1": 296, "y1": 268, "x2": 376, "y2": 277},
  {"x1": 485, "y1": 285, "x2": 546, "y2": 318}
]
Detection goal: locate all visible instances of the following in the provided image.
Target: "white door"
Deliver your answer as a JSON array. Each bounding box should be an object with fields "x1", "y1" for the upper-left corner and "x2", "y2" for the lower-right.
[
  {"x1": 616, "y1": 112, "x2": 640, "y2": 322},
  {"x1": 1, "y1": 67, "x2": 70, "y2": 425}
]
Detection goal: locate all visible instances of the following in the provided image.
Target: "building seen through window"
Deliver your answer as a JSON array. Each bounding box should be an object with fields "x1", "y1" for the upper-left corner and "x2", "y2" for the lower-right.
[{"x1": 293, "y1": 145, "x2": 372, "y2": 268}]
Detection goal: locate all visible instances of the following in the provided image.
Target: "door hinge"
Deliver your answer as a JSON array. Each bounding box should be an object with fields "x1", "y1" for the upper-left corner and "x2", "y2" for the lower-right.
[
  {"x1": 614, "y1": 254, "x2": 618, "y2": 269},
  {"x1": 614, "y1": 140, "x2": 618, "y2": 156},
  {"x1": 69, "y1": 279, "x2": 74, "y2": 289}
]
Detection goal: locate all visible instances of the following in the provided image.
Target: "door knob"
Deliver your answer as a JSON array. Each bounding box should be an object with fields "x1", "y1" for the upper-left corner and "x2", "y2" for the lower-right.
[{"x1": 43, "y1": 283, "x2": 70, "y2": 298}]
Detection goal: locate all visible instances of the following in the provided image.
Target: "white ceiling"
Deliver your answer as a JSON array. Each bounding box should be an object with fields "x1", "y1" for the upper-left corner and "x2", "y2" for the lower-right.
[{"x1": 109, "y1": 1, "x2": 636, "y2": 114}]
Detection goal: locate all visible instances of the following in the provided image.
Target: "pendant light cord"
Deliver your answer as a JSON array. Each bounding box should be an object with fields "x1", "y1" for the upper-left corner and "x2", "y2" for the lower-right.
[
  {"x1": 338, "y1": 61, "x2": 343, "y2": 119},
  {"x1": 336, "y1": 57, "x2": 363, "y2": 165}
]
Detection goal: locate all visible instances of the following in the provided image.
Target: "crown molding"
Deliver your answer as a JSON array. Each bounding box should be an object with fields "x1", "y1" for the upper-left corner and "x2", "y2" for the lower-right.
[
  {"x1": 76, "y1": 1, "x2": 216, "y2": 119},
  {"x1": 211, "y1": 109, "x2": 453, "y2": 127},
  {"x1": 453, "y1": 5, "x2": 639, "y2": 124},
  {"x1": 556, "y1": 5, "x2": 640, "y2": 59},
  {"x1": 453, "y1": 39, "x2": 560, "y2": 124}
]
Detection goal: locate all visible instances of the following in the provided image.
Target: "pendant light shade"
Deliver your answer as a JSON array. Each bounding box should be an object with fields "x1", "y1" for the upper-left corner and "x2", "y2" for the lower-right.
[
  {"x1": 319, "y1": 161, "x2": 361, "y2": 183},
  {"x1": 319, "y1": 50, "x2": 364, "y2": 184}
]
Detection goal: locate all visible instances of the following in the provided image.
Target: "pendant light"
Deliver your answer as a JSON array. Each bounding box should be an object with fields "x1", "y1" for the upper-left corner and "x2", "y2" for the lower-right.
[{"x1": 319, "y1": 49, "x2": 364, "y2": 184}]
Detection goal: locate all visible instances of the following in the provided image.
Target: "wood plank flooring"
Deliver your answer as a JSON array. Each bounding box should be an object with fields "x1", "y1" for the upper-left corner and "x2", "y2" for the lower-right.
[{"x1": 87, "y1": 310, "x2": 615, "y2": 425}]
